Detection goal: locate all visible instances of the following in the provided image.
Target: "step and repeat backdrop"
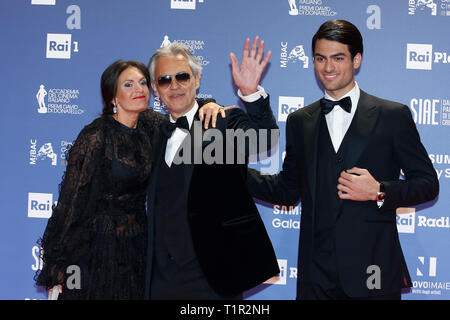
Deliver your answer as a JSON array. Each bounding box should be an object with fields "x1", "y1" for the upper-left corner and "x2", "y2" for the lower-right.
[{"x1": 0, "y1": 0, "x2": 449, "y2": 300}]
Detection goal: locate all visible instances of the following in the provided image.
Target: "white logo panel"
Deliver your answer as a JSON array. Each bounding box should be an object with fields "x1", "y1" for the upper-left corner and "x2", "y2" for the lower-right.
[
  {"x1": 28, "y1": 192, "x2": 53, "y2": 218},
  {"x1": 396, "y1": 207, "x2": 416, "y2": 234},
  {"x1": 278, "y1": 96, "x2": 304, "y2": 122},
  {"x1": 46, "y1": 33, "x2": 72, "y2": 59},
  {"x1": 31, "y1": 0, "x2": 56, "y2": 5},
  {"x1": 406, "y1": 44, "x2": 433, "y2": 70}
]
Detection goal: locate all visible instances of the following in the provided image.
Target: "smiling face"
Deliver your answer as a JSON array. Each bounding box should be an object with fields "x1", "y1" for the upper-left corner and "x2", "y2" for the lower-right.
[
  {"x1": 113, "y1": 66, "x2": 150, "y2": 115},
  {"x1": 313, "y1": 38, "x2": 361, "y2": 99},
  {"x1": 151, "y1": 54, "x2": 200, "y2": 120}
]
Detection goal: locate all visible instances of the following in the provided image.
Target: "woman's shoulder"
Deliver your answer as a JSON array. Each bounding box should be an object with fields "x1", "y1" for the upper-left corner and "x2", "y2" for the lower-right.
[
  {"x1": 139, "y1": 109, "x2": 168, "y2": 125},
  {"x1": 74, "y1": 116, "x2": 109, "y2": 145}
]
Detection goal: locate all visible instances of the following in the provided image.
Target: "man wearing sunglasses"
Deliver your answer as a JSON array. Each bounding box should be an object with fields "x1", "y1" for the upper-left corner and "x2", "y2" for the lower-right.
[{"x1": 144, "y1": 38, "x2": 280, "y2": 299}]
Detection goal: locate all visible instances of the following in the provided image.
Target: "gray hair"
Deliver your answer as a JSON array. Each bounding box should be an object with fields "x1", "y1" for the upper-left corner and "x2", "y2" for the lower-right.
[{"x1": 148, "y1": 42, "x2": 202, "y2": 82}]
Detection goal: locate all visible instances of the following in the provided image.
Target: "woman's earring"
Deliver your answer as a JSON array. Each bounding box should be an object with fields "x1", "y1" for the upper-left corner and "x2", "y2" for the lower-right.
[{"x1": 113, "y1": 104, "x2": 117, "y2": 114}]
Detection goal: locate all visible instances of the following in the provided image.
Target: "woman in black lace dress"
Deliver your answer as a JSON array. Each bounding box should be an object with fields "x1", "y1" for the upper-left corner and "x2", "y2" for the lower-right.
[{"x1": 35, "y1": 60, "x2": 158, "y2": 299}]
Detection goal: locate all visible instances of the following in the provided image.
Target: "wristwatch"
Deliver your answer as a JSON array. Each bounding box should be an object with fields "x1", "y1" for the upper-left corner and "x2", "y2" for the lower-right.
[{"x1": 376, "y1": 182, "x2": 386, "y2": 208}]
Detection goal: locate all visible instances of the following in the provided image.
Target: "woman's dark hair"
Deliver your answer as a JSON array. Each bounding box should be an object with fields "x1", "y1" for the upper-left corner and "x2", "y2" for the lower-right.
[
  {"x1": 312, "y1": 20, "x2": 363, "y2": 60},
  {"x1": 100, "y1": 60, "x2": 151, "y2": 115}
]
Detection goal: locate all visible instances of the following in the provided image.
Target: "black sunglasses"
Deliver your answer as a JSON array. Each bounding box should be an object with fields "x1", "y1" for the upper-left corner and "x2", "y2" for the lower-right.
[{"x1": 157, "y1": 72, "x2": 191, "y2": 88}]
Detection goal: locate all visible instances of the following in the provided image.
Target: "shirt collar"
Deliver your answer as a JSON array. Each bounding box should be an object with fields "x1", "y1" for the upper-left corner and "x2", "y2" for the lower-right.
[
  {"x1": 169, "y1": 100, "x2": 198, "y2": 129},
  {"x1": 324, "y1": 81, "x2": 360, "y2": 113}
]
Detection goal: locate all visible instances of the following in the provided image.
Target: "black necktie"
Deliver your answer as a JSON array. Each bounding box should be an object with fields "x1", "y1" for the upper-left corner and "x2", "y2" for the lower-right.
[
  {"x1": 162, "y1": 115, "x2": 190, "y2": 137},
  {"x1": 320, "y1": 96, "x2": 352, "y2": 115}
]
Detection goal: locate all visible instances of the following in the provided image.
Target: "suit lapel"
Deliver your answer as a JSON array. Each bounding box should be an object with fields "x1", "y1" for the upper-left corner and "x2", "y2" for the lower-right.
[
  {"x1": 148, "y1": 117, "x2": 169, "y2": 202},
  {"x1": 303, "y1": 102, "x2": 321, "y2": 205},
  {"x1": 183, "y1": 111, "x2": 203, "y2": 192},
  {"x1": 342, "y1": 90, "x2": 381, "y2": 170}
]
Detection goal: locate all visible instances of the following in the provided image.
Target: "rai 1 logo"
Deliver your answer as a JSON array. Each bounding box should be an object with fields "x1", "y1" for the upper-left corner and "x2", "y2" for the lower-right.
[
  {"x1": 406, "y1": 44, "x2": 433, "y2": 70},
  {"x1": 278, "y1": 96, "x2": 304, "y2": 122},
  {"x1": 396, "y1": 207, "x2": 415, "y2": 234},
  {"x1": 28, "y1": 192, "x2": 54, "y2": 218},
  {"x1": 280, "y1": 42, "x2": 309, "y2": 69},
  {"x1": 46, "y1": 33, "x2": 79, "y2": 59},
  {"x1": 406, "y1": 43, "x2": 450, "y2": 70},
  {"x1": 44, "y1": 5, "x2": 81, "y2": 59}
]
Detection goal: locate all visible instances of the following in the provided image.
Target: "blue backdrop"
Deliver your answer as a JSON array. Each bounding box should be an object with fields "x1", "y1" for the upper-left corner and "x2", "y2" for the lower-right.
[{"x1": 1, "y1": 0, "x2": 449, "y2": 300}]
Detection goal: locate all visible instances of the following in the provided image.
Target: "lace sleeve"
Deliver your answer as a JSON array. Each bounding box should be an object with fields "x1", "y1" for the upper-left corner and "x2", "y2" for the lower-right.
[{"x1": 35, "y1": 124, "x2": 104, "y2": 289}]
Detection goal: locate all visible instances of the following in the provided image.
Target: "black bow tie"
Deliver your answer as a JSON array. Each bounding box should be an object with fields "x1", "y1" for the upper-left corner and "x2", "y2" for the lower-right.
[
  {"x1": 320, "y1": 96, "x2": 352, "y2": 115},
  {"x1": 162, "y1": 115, "x2": 190, "y2": 137}
]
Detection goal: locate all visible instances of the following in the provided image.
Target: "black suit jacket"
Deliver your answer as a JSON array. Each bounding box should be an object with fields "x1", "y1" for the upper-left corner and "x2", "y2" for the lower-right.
[
  {"x1": 144, "y1": 98, "x2": 280, "y2": 298},
  {"x1": 248, "y1": 90, "x2": 439, "y2": 298}
]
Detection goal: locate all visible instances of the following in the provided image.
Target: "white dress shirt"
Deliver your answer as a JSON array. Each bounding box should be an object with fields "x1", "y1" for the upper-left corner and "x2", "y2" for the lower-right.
[
  {"x1": 165, "y1": 101, "x2": 198, "y2": 167},
  {"x1": 239, "y1": 83, "x2": 360, "y2": 153},
  {"x1": 323, "y1": 82, "x2": 360, "y2": 152},
  {"x1": 237, "y1": 85, "x2": 268, "y2": 102}
]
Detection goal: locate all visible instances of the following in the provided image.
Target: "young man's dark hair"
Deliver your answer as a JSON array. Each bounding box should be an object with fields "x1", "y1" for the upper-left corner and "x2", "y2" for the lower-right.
[{"x1": 312, "y1": 19, "x2": 364, "y2": 59}]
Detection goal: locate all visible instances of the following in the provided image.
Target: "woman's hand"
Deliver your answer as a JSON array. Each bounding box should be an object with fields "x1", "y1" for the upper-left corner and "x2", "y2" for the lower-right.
[{"x1": 198, "y1": 103, "x2": 235, "y2": 129}]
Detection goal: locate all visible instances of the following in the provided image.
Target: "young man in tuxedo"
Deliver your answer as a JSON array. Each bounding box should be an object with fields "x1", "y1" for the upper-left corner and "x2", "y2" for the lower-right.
[
  {"x1": 247, "y1": 20, "x2": 439, "y2": 300},
  {"x1": 144, "y1": 39, "x2": 280, "y2": 299}
]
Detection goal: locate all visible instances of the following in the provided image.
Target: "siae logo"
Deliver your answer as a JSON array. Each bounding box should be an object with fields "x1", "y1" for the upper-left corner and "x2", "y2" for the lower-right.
[
  {"x1": 410, "y1": 98, "x2": 440, "y2": 125},
  {"x1": 278, "y1": 96, "x2": 304, "y2": 122}
]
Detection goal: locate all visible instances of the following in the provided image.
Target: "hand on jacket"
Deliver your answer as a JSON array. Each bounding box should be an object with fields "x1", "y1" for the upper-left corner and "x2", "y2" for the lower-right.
[
  {"x1": 337, "y1": 167, "x2": 380, "y2": 202},
  {"x1": 198, "y1": 103, "x2": 235, "y2": 129}
]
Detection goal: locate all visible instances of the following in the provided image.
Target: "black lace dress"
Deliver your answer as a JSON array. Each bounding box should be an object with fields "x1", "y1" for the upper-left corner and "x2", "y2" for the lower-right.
[{"x1": 35, "y1": 114, "x2": 155, "y2": 299}]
